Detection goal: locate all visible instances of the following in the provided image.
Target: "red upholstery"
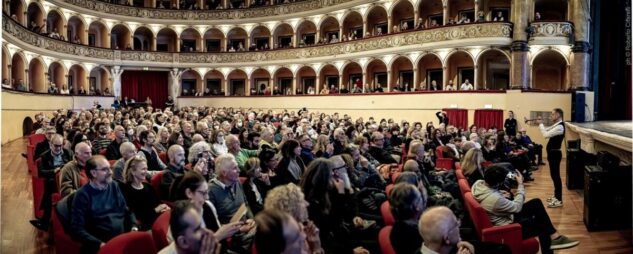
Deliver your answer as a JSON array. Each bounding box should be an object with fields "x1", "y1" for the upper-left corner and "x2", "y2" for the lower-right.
[
  {"x1": 456, "y1": 169, "x2": 466, "y2": 181},
  {"x1": 390, "y1": 171, "x2": 401, "y2": 183},
  {"x1": 32, "y1": 158, "x2": 44, "y2": 218},
  {"x1": 239, "y1": 177, "x2": 247, "y2": 185},
  {"x1": 98, "y1": 231, "x2": 157, "y2": 254},
  {"x1": 385, "y1": 184, "x2": 395, "y2": 196},
  {"x1": 99, "y1": 149, "x2": 108, "y2": 156},
  {"x1": 28, "y1": 134, "x2": 46, "y2": 146},
  {"x1": 151, "y1": 171, "x2": 165, "y2": 199},
  {"x1": 27, "y1": 144, "x2": 36, "y2": 173},
  {"x1": 400, "y1": 144, "x2": 407, "y2": 164},
  {"x1": 152, "y1": 210, "x2": 171, "y2": 251},
  {"x1": 455, "y1": 162, "x2": 461, "y2": 170},
  {"x1": 109, "y1": 160, "x2": 117, "y2": 167},
  {"x1": 159, "y1": 152, "x2": 168, "y2": 164},
  {"x1": 380, "y1": 201, "x2": 395, "y2": 226},
  {"x1": 52, "y1": 203, "x2": 81, "y2": 254},
  {"x1": 435, "y1": 158, "x2": 454, "y2": 170},
  {"x1": 435, "y1": 146, "x2": 445, "y2": 158},
  {"x1": 482, "y1": 161, "x2": 493, "y2": 168},
  {"x1": 458, "y1": 179, "x2": 471, "y2": 195},
  {"x1": 378, "y1": 226, "x2": 396, "y2": 254},
  {"x1": 462, "y1": 192, "x2": 539, "y2": 254}
]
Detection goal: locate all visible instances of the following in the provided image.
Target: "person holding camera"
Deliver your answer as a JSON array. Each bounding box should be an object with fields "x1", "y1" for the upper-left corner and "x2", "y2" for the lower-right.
[{"x1": 471, "y1": 165, "x2": 579, "y2": 253}]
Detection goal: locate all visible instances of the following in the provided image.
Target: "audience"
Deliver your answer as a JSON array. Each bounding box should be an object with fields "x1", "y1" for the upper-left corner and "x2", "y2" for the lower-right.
[
  {"x1": 158, "y1": 200, "x2": 222, "y2": 254},
  {"x1": 121, "y1": 155, "x2": 169, "y2": 230}
]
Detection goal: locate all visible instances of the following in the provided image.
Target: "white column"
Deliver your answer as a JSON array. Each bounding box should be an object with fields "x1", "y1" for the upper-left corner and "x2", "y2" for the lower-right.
[
  {"x1": 473, "y1": 65, "x2": 479, "y2": 90},
  {"x1": 169, "y1": 68, "x2": 184, "y2": 99}
]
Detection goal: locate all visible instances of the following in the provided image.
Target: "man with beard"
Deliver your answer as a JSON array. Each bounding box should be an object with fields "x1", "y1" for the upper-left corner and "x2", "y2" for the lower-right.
[
  {"x1": 160, "y1": 145, "x2": 187, "y2": 200},
  {"x1": 71, "y1": 155, "x2": 138, "y2": 254},
  {"x1": 92, "y1": 122, "x2": 112, "y2": 152}
]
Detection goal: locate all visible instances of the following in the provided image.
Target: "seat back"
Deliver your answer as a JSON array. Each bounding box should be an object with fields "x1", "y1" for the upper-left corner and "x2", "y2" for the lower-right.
[
  {"x1": 152, "y1": 210, "x2": 171, "y2": 251},
  {"x1": 151, "y1": 171, "x2": 165, "y2": 198},
  {"x1": 456, "y1": 169, "x2": 466, "y2": 180},
  {"x1": 436, "y1": 158, "x2": 454, "y2": 170},
  {"x1": 463, "y1": 192, "x2": 494, "y2": 239},
  {"x1": 455, "y1": 161, "x2": 461, "y2": 170},
  {"x1": 98, "y1": 231, "x2": 157, "y2": 254},
  {"x1": 109, "y1": 160, "x2": 117, "y2": 167},
  {"x1": 99, "y1": 149, "x2": 108, "y2": 156},
  {"x1": 378, "y1": 226, "x2": 396, "y2": 254},
  {"x1": 380, "y1": 201, "x2": 395, "y2": 226},
  {"x1": 435, "y1": 146, "x2": 445, "y2": 158},
  {"x1": 482, "y1": 161, "x2": 493, "y2": 169},
  {"x1": 52, "y1": 203, "x2": 81, "y2": 254},
  {"x1": 458, "y1": 179, "x2": 471, "y2": 195},
  {"x1": 159, "y1": 152, "x2": 168, "y2": 164},
  {"x1": 390, "y1": 171, "x2": 401, "y2": 183},
  {"x1": 27, "y1": 144, "x2": 36, "y2": 173},
  {"x1": 29, "y1": 134, "x2": 46, "y2": 146}
]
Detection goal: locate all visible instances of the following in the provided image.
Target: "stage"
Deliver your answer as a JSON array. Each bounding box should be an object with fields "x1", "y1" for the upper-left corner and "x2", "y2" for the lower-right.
[{"x1": 566, "y1": 121, "x2": 632, "y2": 165}]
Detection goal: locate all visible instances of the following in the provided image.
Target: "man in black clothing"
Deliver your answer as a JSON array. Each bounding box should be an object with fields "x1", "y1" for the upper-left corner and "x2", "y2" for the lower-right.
[
  {"x1": 105, "y1": 125, "x2": 127, "y2": 160},
  {"x1": 537, "y1": 108, "x2": 565, "y2": 208},
  {"x1": 161, "y1": 145, "x2": 186, "y2": 200},
  {"x1": 504, "y1": 111, "x2": 518, "y2": 136},
  {"x1": 389, "y1": 183, "x2": 425, "y2": 254},
  {"x1": 245, "y1": 132, "x2": 261, "y2": 150},
  {"x1": 30, "y1": 134, "x2": 72, "y2": 230},
  {"x1": 165, "y1": 95, "x2": 175, "y2": 109},
  {"x1": 34, "y1": 127, "x2": 57, "y2": 160},
  {"x1": 367, "y1": 132, "x2": 398, "y2": 164},
  {"x1": 71, "y1": 155, "x2": 137, "y2": 254}
]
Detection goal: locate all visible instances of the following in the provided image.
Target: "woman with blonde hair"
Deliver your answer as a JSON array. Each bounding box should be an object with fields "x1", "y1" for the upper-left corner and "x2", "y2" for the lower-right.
[
  {"x1": 120, "y1": 155, "x2": 169, "y2": 230},
  {"x1": 460, "y1": 148, "x2": 485, "y2": 186},
  {"x1": 312, "y1": 134, "x2": 333, "y2": 158}
]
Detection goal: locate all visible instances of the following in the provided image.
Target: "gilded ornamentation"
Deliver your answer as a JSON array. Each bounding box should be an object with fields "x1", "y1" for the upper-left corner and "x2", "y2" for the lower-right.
[{"x1": 530, "y1": 22, "x2": 573, "y2": 37}]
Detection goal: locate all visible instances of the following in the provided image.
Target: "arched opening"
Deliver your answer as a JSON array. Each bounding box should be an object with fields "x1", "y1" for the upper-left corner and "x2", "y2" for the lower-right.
[
  {"x1": 318, "y1": 64, "x2": 339, "y2": 93},
  {"x1": 273, "y1": 68, "x2": 293, "y2": 95},
  {"x1": 319, "y1": 16, "x2": 340, "y2": 43},
  {"x1": 296, "y1": 20, "x2": 317, "y2": 47},
  {"x1": 67, "y1": 16, "x2": 86, "y2": 44},
  {"x1": 26, "y1": 3, "x2": 44, "y2": 33},
  {"x1": 226, "y1": 27, "x2": 247, "y2": 51},
  {"x1": 273, "y1": 23, "x2": 293, "y2": 49},
  {"x1": 477, "y1": 49, "x2": 510, "y2": 90},
  {"x1": 391, "y1": 0, "x2": 414, "y2": 32},
  {"x1": 532, "y1": 50, "x2": 568, "y2": 91},
  {"x1": 366, "y1": 59, "x2": 388, "y2": 91},
  {"x1": 11, "y1": 53, "x2": 26, "y2": 87},
  {"x1": 48, "y1": 62, "x2": 66, "y2": 90},
  {"x1": 366, "y1": 6, "x2": 388, "y2": 36},
  {"x1": 296, "y1": 66, "x2": 316, "y2": 94},
  {"x1": 448, "y1": 0, "x2": 476, "y2": 25},
  {"x1": 417, "y1": 53, "x2": 443, "y2": 90},
  {"x1": 203, "y1": 70, "x2": 225, "y2": 95},
  {"x1": 111, "y1": 24, "x2": 132, "y2": 50},
  {"x1": 9, "y1": 0, "x2": 25, "y2": 25},
  {"x1": 447, "y1": 51, "x2": 475, "y2": 89},
  {"x1": 250, "y1": 68, "x2": 271, "y2": 95},
  {"x1": 203, "y1": 28, "x2": 225, "y2": 52},
  {"x1": 250, "y1": 26, "x2": 271, "y2": 51},
  {"x1": 342, "y1": 11, "x2": 363, "y2": 40},
  {"x1": 156, "y1": 27, "x2": 177, "y2": 52},
  {"x1": 89, "y1": 67, "x2": 111, "y2": 94},
  {"x1": 391, "y1": 56, "x2": 413, "y2": 91},
  {"x1": 88, "y1": 21, "x2": 108, "y2": 48},
  {"x1": 28, "y1": 58, "x2": 45, "y2": 93},
  {"x1": 534, "y1": 0, "x2": 566, "y2": 21},
  {"x1": 342, "y1": 62, "x2": 362, "y2": 92},
  {"x1": 133, "y1": 26, "x2": 154, "y2": 51},
  {"x1": 180, "y1": 28, "x2": 201, "y2": 52},
  {"x1": 68, "y1": 65, "x2": 87, "y2": 94},
  {"x1": 485, "y1": 0, "x2": 511, "y2": 22},
  {"x1": 227, "y1": 69, "x2": 247, "y2": 96},
  {"x1": 23, "y1": 116, "x2": 34, "y2": 136},
  {"x1": 46, "y1": 10, "x2": 65, "y2": 39},
  {"x1": 180, "y1": 70, "x2": 202, "y2": 96},
  {"x1": 419, "y1": 0, "x2": 443, "y2": 27}
]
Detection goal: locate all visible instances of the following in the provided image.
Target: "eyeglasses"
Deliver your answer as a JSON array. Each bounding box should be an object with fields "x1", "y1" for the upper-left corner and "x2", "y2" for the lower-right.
[
  {"x1": 332, "y1": 165, "x2": 347, "y2": 171},
  {"x1": 196, "y1": 190, "x2": 209, "y2": 196}
]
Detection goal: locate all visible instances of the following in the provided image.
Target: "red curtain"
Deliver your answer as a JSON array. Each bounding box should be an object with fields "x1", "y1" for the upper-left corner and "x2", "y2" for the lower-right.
[
  {"x1": 442, "y1": 108, "x2": 468, "y2": 130},
  {"x1": 121, "y1": 71, "x2": 168, "y2": 109},
  {"x1": 474, "y1": 109, "x2": 504, "y2": 129}
]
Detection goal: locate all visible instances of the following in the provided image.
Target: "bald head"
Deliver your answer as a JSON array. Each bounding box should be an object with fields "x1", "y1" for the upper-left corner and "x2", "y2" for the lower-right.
[
  {"x1": 119, "y1": 142, "x2": 137, "y2": 160},
  {"x1": 419, "y1": 206, "x2": 460, "y2": 247},
  {"x1": 168, "y1": 145, "x2": 186, "y2": 167}
]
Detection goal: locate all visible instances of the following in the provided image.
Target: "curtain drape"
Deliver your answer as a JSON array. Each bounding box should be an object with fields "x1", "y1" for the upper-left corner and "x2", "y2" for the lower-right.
[
  {"x1": 442, "y1": 108, "x2": 468, "y2": 130},
  {"x1": 121, "y1": 71, "x2": 168, "y2": 109},
  {"x1": 474, "y1": 109, "x2": 504, "y2": 129}
]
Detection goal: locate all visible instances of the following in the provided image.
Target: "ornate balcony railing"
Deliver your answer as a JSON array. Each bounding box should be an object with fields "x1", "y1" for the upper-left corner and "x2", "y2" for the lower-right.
[
  {"x1": 529, "y1": 21, "x2": 573, "y2": 38},
  {"x1": 58, "y1": 0, "x2": 353, "y2": 20},
  {"x1": 3, "y1": 14, "x2": 513, "y2": 66}
]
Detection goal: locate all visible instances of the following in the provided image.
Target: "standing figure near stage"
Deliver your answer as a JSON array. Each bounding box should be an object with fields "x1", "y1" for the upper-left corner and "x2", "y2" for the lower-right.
[{"x1": 537, "y1": 108, "x2": 565, "y2": 208}]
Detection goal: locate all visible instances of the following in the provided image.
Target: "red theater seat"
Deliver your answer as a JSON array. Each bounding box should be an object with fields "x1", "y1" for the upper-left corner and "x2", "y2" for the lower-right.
[
  {"x1": 152, "y1": 211, "x2": 171, "y2": 251},
  {"x1": 380, "y1": 201, "x2": 395, "y2": 226},
  {"x1": 98, "y1": 231, "x2": 157, "y2": 254},
  {"x1": 378, "y1": 226, "x2": 396, "y2": 254}
]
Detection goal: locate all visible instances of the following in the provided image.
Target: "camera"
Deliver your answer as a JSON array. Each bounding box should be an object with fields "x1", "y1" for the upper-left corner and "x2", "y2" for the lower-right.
[{"x1": 505, "y1": 172, "x2": 518, "y2": 188}]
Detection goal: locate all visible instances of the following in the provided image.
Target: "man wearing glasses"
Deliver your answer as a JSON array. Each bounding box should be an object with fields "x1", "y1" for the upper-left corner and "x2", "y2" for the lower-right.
[
  {"x1": 34, "y1": 127, "x2": 57, "y2": 160},
  {"x1": 30, "y1": 134, "x2": 72, "y2": 231}
]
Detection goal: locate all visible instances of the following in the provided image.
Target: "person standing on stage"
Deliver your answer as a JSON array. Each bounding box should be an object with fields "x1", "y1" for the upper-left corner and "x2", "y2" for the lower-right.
[{"x1": 537, "y1": 108, "x2": 565, "y2": 208}]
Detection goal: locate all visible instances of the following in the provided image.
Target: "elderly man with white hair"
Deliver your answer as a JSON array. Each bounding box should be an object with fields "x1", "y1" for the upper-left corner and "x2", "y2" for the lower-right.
[{"x1": 112, "y1": 142, "x2": 137, "y2": 182}]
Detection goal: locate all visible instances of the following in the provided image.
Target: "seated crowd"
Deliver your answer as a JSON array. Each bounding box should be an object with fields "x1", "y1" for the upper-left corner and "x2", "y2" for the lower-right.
[{"x1": 27, "y1": 104, "x2": 578, "y2": 254}]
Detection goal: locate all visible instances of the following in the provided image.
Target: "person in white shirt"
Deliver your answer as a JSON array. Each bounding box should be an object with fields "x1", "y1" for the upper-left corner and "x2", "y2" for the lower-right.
[
  {"x1": 306, "y1": 86, "x2": 315, "y2": 95},
  {"x1": 444, "y1": 80, "x2": 456, "y2": 91},
  {"x1": 460, "y1": 79, "x2": 474, "y2": 90},
  {"x1": 536, "y1": 108, "x2": 565, "y2": 208}
]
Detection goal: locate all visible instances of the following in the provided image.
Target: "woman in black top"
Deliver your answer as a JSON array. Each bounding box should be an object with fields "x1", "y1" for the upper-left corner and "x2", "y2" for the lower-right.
[
  {"x1": 120, "y1": 156, "x2": 168, "y2": 230},
  {"x1": 276, "y1": 139, "x2": 306, "y2": 185},
  {"x1": 243, "y1": 158, "x2": 271, "y2": 215}
]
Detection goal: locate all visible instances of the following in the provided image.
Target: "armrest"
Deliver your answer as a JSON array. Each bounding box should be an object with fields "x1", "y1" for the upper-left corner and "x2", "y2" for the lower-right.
[{"x1": 482, "y1": 223, "x2": 524, "y2": 254}]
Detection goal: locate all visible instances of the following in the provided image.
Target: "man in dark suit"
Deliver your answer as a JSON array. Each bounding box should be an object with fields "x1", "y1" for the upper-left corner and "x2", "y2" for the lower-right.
[
  {"x1": 30, "y1": 134, "x2": 73, "y2": 230},
  {"x1": 34, "y1": 127, "x2": 57, "y2": 160}
]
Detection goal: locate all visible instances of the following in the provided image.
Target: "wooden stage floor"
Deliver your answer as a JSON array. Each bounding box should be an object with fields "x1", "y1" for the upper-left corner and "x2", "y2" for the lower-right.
[{"x1": 1, "y1": 138, "x2": 631, "y2": 253}]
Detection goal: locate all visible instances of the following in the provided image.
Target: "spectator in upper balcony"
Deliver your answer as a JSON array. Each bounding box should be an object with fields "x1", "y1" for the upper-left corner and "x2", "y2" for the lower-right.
[
  {"x1": 493, "y1": 11, "x2": 505, "y2": 21},
  {"x1": 458, "y1": 14, "x2": 471, "y2": 24},
  {"x1": 460, "y1": 79, "x2": 474, "y2": 90},
  {"x1": 445, "y1": 80, "x2": 456, "y2": 91},
  {"x1": 535, "y1": 12, "x2": 542, "y2": 20},
  {"x1": 447, "y1": 18, "x2": 456, "y2": 25},
  {"x1": 48, "y1": 83, "x2": 58, "y2": 94},
  {"x1": 78, "y1": 87, "x2": 87, "y2": 95},
  {"x1": 430, "y1": 19, "x2": 439, "y2": 27},
  {"x1": 429, "y1": 80, "x2": 440, "y2": 91},
  {"x1": 49, "y1": 28, "x2": 61, "y2": 40},
  {"x1": 319, "y1": 86, "x2": 329, "y2": 94},
  {"x1": 416, "y1": 18, "x2": 425, "y2": 29}
]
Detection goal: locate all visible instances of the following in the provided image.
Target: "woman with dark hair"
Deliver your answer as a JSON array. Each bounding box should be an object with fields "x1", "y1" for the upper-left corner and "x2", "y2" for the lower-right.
[
  {"x1": 167, "y1": 132, "x2": 184, "y2": 148},
  {"x1": 71, "y1": 133, "x2": 91, "y2": 154},
  {"x1": 388, "y1": 182, "x2": 426, "y2": 254},
  {"x1": 243, "y1": 157, "x2": 270, "y2": 214},
  {"x1": 258, "y1": 148, "x2": 281, "y2": 187},
  {"x1": 495, "y1": 131, "x2": 534, "y2": 181},
  {"x1": 276, "y1": 139, "x2": 305, "y2": 185}
]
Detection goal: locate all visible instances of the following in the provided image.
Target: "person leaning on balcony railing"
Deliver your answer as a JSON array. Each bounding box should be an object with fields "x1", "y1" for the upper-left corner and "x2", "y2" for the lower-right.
[
  {"x1": 493, "y1": 11, "x2": 505, "y2": 21},
  {"x1": 477, "y1": 11, "x2": 486, "y2": 22}
]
